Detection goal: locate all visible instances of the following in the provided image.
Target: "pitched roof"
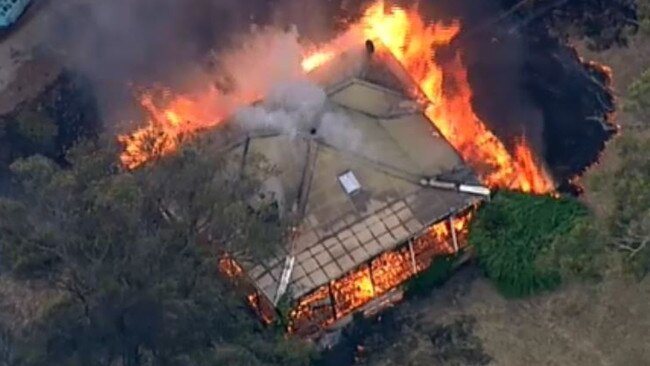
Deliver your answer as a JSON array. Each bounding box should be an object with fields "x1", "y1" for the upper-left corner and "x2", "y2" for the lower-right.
[{"x1": 232, "y1": 43, "x2": 486, "y2": 303}]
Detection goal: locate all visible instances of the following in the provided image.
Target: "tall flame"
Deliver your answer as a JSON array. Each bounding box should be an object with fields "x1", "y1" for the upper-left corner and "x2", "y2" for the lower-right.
[
  {"x1": 118, "y1": 0, "x2": 554, "y2": 193},
  {"x1": 301, "y1": 50, "x2": 337, "y2": 72},
  {"x1": 359, "y1": 2, "x2": 553, "y2": 193},
  {"x1": 117, "y1": 88, "x2": 232, "y2": 169}
]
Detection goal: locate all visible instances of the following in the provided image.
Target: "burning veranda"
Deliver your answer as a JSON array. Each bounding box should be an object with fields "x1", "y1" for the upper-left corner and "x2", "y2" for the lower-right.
[{"x1": 220, "y1": 41, "x2": 489, "y2": 337}]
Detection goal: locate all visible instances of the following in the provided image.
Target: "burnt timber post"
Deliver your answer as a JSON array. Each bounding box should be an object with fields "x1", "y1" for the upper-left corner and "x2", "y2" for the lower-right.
[{"x1": 449, "y1": 216, "x2": 459, "y2": 253}]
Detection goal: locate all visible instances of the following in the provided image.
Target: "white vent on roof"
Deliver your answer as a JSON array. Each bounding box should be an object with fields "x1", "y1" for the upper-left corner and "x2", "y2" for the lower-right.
[{"x1": 338, "y1": 170, "x2": 361, "y2": 195}]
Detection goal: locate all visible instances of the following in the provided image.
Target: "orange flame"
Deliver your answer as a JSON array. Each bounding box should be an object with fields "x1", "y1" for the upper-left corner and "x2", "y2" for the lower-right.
[
  {"x1": 301, "y1": 50, "x2": 337, "y2": 72},
  {"x1": 117, "y1": 88, "x2": 232, "y2": 169},
  {"x1": 289, "y1": 209, "x2": 474, "y2": 335},
  {"x1": 359, "y1": 2, "x2": 553, "y2": 193},
  {"x1": 118, "y1": 0, "x2": 554, "y2": 194}
]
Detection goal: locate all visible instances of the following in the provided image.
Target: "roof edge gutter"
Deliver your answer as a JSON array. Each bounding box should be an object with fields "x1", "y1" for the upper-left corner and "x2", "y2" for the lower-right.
[
  {"x1": 421, "y1": 178, "x2": 491, "y2": 198},
  {"x1": 458, "y1": 184, "x2": 491, "y2": 197}
]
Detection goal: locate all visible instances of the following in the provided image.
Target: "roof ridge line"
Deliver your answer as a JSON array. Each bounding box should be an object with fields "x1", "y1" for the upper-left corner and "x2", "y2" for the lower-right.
[{"x1": 312, "y1": 138, "x2": 421, "y2": 185}]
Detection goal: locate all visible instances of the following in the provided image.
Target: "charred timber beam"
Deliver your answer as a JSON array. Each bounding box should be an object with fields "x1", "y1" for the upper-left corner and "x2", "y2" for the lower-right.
[
  {"x1": 449, "y1": 216, "x2": 459, "y2": 253},
  {"x1": 239, "y1": 136, "x2": 251, "y2": 177},
  {"x1": 328, "y1": 281, "x2": 337, "y2": 320},
  {"x1": 367, "y1": 263, "x2": 377, "y2": 295}
]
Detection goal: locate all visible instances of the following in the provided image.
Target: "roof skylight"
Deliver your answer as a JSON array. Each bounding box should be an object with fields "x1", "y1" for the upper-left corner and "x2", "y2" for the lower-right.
[{"x1": 338, "y1": 170, "x2": 361, "y2": 195}]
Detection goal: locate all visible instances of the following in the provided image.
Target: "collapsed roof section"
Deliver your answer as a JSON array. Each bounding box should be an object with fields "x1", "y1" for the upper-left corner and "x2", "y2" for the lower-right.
[{"x1": 226, "y1": 41, "x2": 487, "y2": 305}]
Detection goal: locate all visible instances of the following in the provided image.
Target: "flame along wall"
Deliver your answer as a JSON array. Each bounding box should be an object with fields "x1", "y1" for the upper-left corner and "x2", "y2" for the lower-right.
[
  {"x1": 218, "y1": 208, "x2": 473, "y2": 337},
  {"x1": 288, "y1": 210, "x2": 472, "y2": 337},
  {"x1": 218, "y1": 256, "x2": 278, "y2": 324}
]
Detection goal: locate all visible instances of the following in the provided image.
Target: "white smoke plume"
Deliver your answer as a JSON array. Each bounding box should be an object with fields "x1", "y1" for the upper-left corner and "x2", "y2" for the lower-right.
[
  {"x1": 234, "y1": 80, "x2": 363, "y2": 151},
  {"x1": 234, "y1": 80, "x2": 325, "y2": 137},
  {"x1": 319, "y1": 111, "x2": 363, "y2": 151}
]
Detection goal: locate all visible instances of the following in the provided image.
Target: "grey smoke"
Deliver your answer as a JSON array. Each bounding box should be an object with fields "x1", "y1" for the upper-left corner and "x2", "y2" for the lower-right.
[
  {"x1": 235, "y1": 80, "x2": 363, "y2": 151},
  {"x1": 234, "y1": 80, "x2": 325, "y2": 137},
  {"x1": 319, "y1": 111, "x2": 363, "y2": 151},
  {"x1": 42, "y1": 0, "x2": 367, "y2": 152},
  {"x1": 265, "y1": 80, "x2": 327, "y2": 118},
  {"x1": 43, "y1": 0, "x2": 340, "y2": 127}
]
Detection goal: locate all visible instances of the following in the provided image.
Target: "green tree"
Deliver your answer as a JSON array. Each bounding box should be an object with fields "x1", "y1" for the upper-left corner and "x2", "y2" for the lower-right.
[
  {"x1": 468, "y1": 191, "x2": 587, "y2": 297},
  {"x1": 499, "y1": 0, "x2": 638, "y2": 50},
  {"x1": 624, "y1": 67, "x2": 650, "y2": 129},
  {"x1": 0, "y1": 139, "x2": 310, "y2": 366},
  {"x1": 12, "y1": 110, "x2": 58, "y2": 153},
  {"x1": 638, "y1": 0, "x2": 650, "y2": 32},
  {"x1": 590, "y1": 135, "x2": 650, "y2": 278},
  {"x1": 538, "y1": 219, "x2": 609, "y2": 281}
]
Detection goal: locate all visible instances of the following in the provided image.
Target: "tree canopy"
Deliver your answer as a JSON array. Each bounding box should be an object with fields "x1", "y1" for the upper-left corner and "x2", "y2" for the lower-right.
[
  {"x1": 502, "y1": 0, "x2": 638, "y2": 49},
  {"x1": 587, "y1": 135, "x2": 650, "y2": 278},
  {"x1": 624, "y1": 67, "x2": 650, "y2": 128},
  {"x1": 468, "y1": 191, "x2": 588, "y2": 297},
  {"x1": 0, "y1": 139, "x2": 311, "y2": 366}
]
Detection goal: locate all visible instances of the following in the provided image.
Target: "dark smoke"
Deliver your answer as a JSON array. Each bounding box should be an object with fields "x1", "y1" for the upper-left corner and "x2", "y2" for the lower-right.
[
  {"x1": 421, "y1": 0, "x2": 616, "y2": 186},
  {"x1": 41, "y1": 0, "x2": 614, "y2": 187},
  {"x1": 42, "y1": 0, "x2": 315, "y2": 125}
]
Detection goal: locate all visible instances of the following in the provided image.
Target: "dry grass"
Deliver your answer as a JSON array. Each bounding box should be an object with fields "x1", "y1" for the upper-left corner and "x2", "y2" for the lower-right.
[
  {"x1": 368, "y1": 31, "x2": 650, "y2": 366},
  {"x1": 367, "y1": 265, "x2": 650, "y2": 366},
  {"x1": 574, "y1": 32, "x2": 650, "y2": 218},
  {"x1": 460, "y1": 30, "x2": 650, "y2": 366}
]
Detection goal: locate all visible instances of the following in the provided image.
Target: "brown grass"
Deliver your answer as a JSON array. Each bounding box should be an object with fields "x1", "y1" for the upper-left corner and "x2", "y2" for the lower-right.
[{"x1": 369, "y1": 31, "x2": 650, "y2": 366}]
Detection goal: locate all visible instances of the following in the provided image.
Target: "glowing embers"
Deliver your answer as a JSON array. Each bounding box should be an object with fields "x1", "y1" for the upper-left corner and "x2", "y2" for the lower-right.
[
  {"x1": 218, "y1": 255, "x2": 243, "y2": 278},
  {"x1": 288, "y1": 214, "x2": 471, "y2": 335},
  {"x1": 218, "y1": 256, "x2": 277, "y2": 324},
  {"x1": 411, "y1": 220, "x2": 458, "y2": 270},
  {"x1": 369, "y1": 247, "x2": 415, "y2": 295},
  {"x1": 331, "y1": 265, "x2": 375, "y2": 318},
  {"x1": 247, "y1": 292, "x2": 276, "y2": 325},
  {"x1": 290, "y1": 286, "x2": 335, "y2": 336}
]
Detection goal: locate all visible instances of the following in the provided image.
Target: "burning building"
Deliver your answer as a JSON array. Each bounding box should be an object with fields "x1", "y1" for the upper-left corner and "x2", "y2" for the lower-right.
[
  {"x1": 116, "y1": 0, "x2": 615, "y2": 339},
  {"x1": 218, "y1": 40, "x2": 489, "y2": 337}
]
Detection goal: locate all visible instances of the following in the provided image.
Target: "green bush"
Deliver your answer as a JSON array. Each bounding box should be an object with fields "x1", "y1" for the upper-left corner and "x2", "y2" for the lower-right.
[
  {"x1": 469, "y1": 191, "x2": 587, "y2": 298},
  {"x1": 624, "y1": 67, "x2": 650, "y2": 124},
  {"x1": 405, "y1": 254, "x2": 457, "y2": 298}
]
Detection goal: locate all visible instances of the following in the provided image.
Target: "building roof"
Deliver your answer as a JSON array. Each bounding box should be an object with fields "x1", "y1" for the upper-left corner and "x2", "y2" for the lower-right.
[
  {"x1": 231, "y1": 43, "x2": 486, "y2": 303},
  {"x1": 0, "y1": 0, "x2": 31, "y2": 27}
]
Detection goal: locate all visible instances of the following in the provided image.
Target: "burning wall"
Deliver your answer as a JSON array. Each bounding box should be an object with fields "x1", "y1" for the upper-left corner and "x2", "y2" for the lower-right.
[
  {"x1": 219, "y1": 212, "x2": 462, "y2": 336},
  {"x1": 286, "y1": 212, "x2": 470, "y2": 336}
]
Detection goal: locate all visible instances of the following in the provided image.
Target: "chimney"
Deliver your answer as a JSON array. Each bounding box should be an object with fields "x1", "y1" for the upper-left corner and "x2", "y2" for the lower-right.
[{"x1": 365, "y1": 39, "x2": 375, "y2": 55}]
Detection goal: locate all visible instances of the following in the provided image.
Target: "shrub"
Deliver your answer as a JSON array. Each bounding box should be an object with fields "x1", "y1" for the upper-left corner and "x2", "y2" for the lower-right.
[
  {"x1": 404, "y1": 253, "x2": 457, "y2": 298},
  {"x1": 469, "y1": 191, "x2": 587, "y2": 298}
]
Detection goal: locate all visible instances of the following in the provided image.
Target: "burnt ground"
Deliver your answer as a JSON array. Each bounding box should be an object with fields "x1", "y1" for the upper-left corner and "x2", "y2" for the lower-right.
[
  {"x1": 453, "y1": 9, "x2": 617, "y2": 187},
  {"x1": 343, "y1": 30, "x2": 650, "y2": 366}
]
